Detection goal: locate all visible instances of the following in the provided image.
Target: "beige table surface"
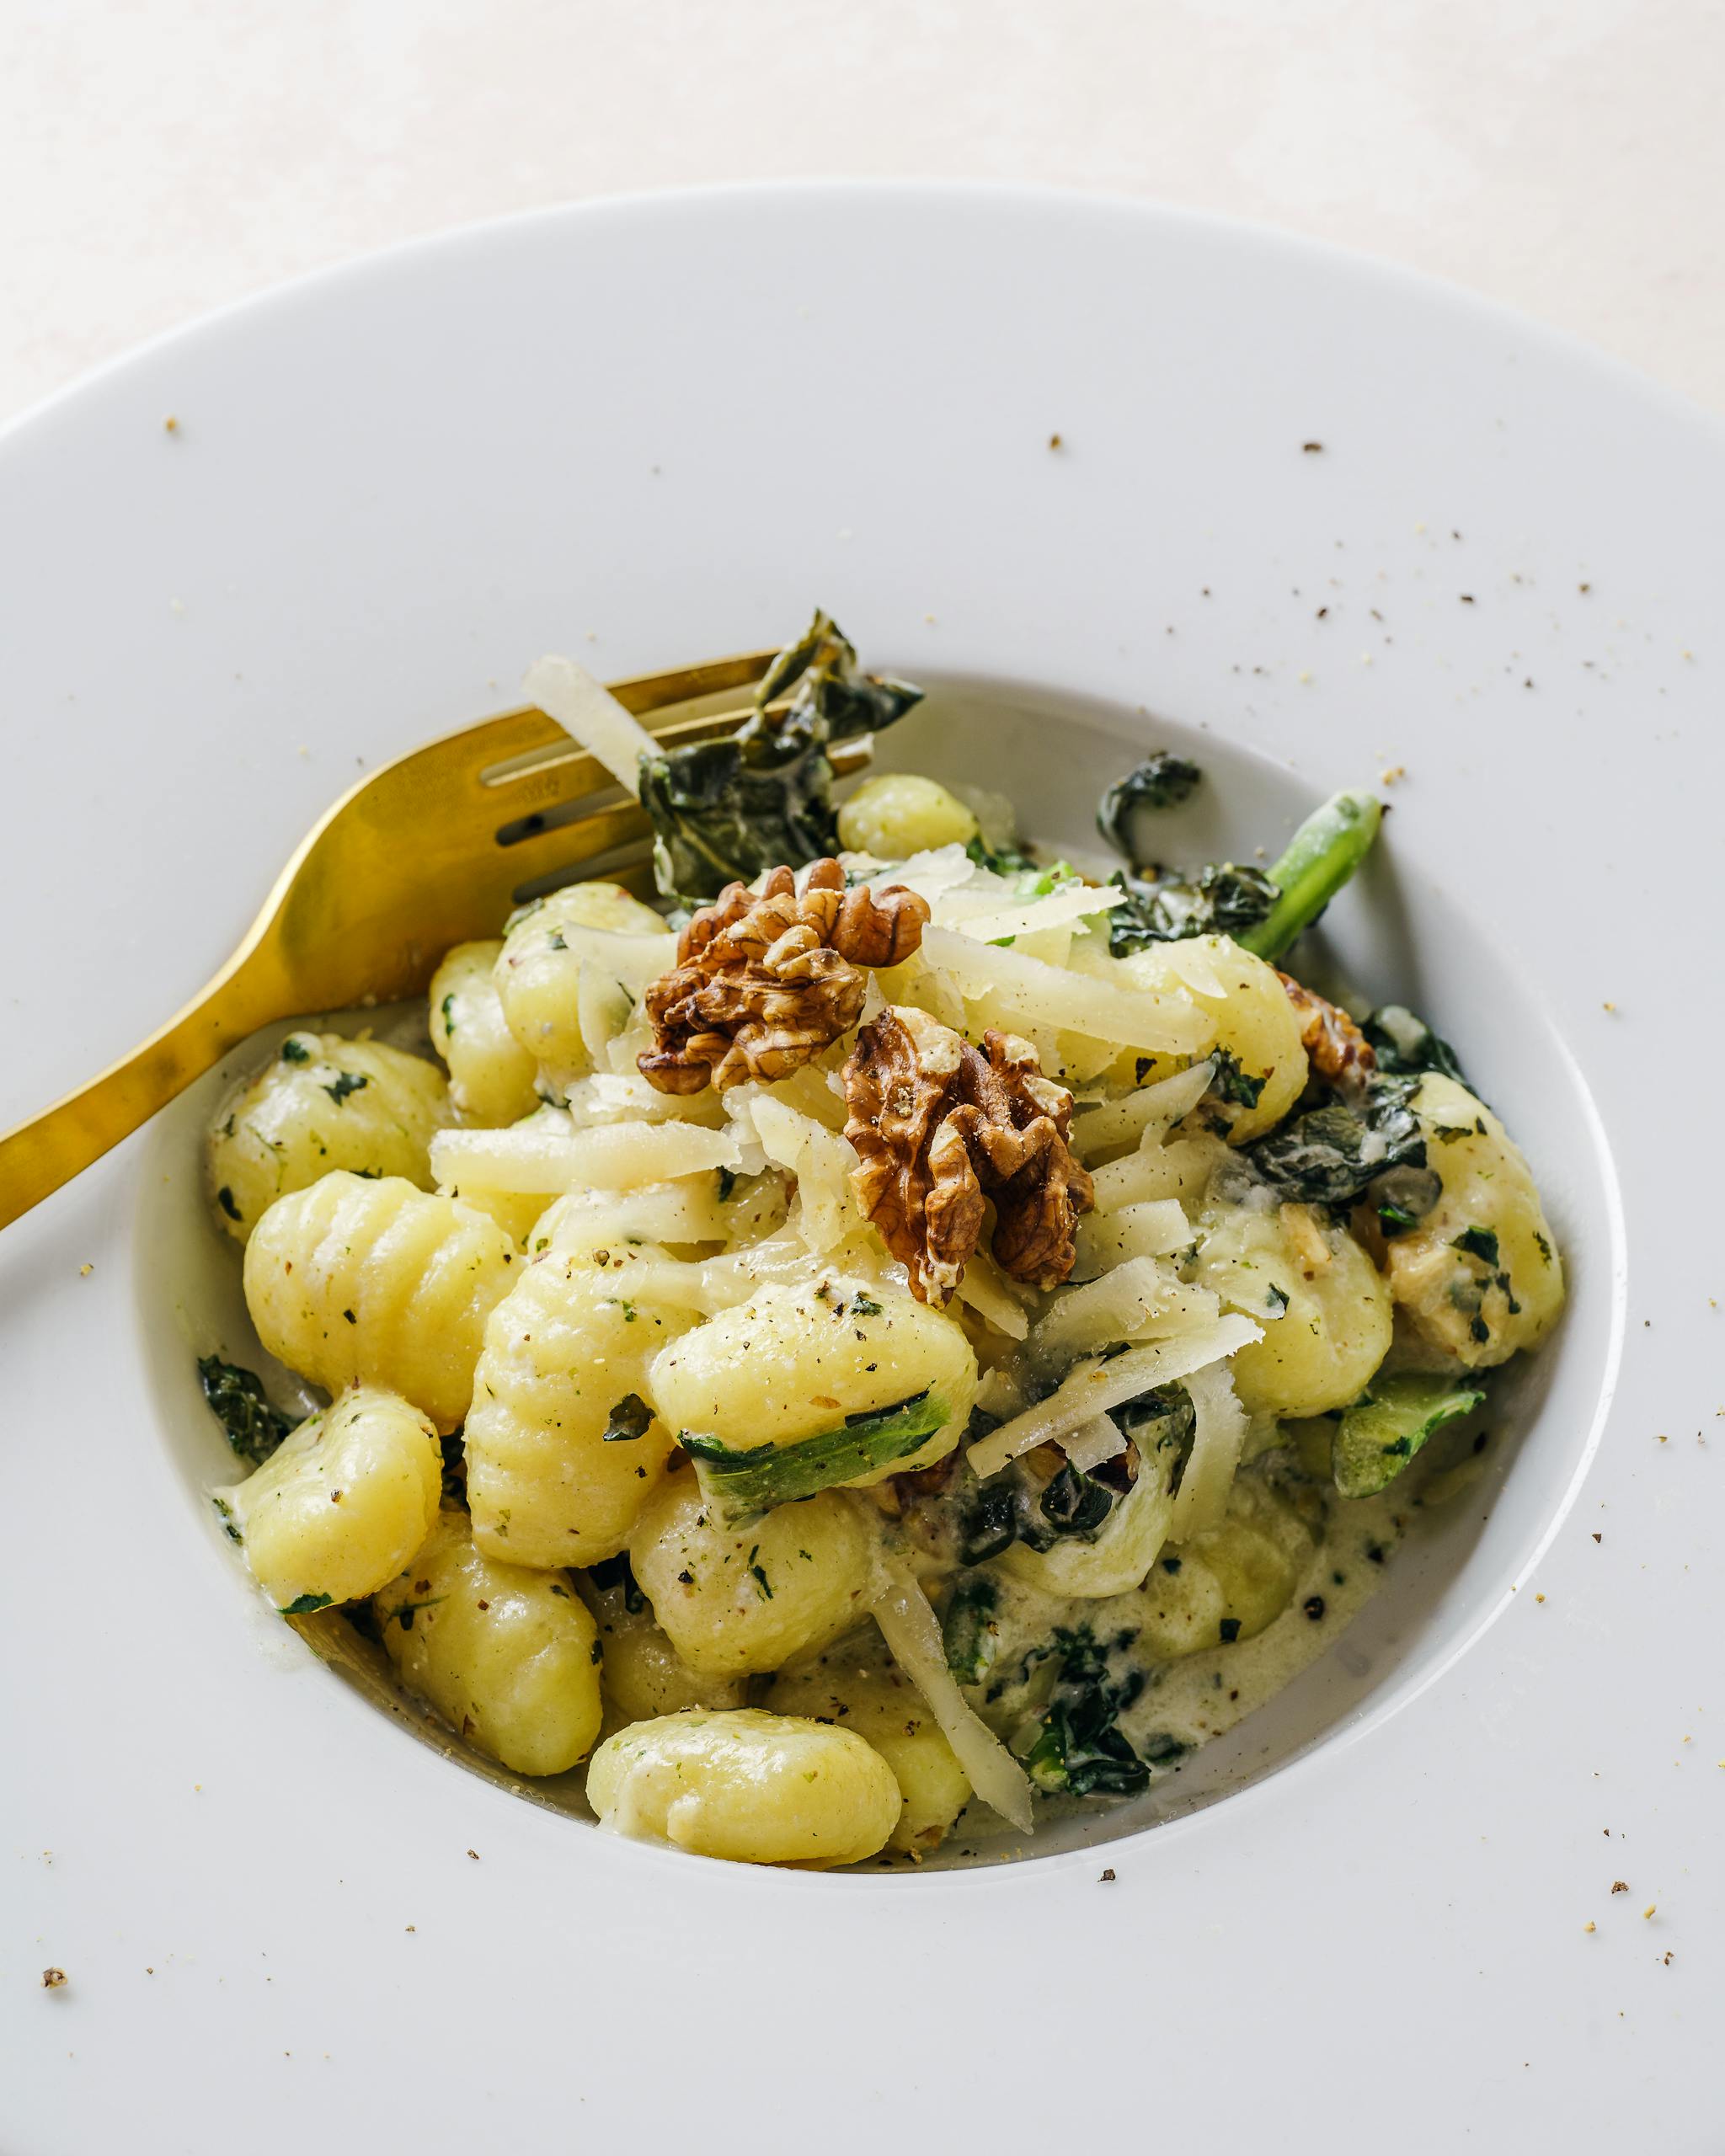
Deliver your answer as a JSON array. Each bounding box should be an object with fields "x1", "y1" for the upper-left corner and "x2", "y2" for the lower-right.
[{"x1": 3, "y1": 0, "x2": 1720, "y2": 424}]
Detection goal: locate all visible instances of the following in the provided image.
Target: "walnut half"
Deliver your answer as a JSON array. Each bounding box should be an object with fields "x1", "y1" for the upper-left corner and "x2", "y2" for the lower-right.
[
  {"x1": 1278, "y1": 971, "x2": 1376, "y2": 1091},
  {"x1": 842, "y1": 1006, "x2": 1094, "y2": 1305},
  {"x1": 639, "y1": 859, "x2": 929, "y2": 1094}
]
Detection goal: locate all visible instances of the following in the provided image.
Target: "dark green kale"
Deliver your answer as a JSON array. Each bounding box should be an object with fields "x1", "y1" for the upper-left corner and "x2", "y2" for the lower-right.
[
  {"x1": 1332, "y1": 1374, "x2": 1486, "y2": 1499},
  {"x1": 1106, "y1": 862, "x2": 1280, "y2": 955},
  {"x1": 197, "y1": 1355, "x2": 292, "y2": 1466},
  {"x1": 1452, "y1": 1225, "x2": 1500, "y2": 1267},
  {"x1": 440, "y1": 992, "x2": 457, "y2": 1039},
  {"x1": 1037, "y1": 1462, "x2": 1114, "y2": 1536},
  {"x1": 1245, "y1": 1075, "x2": 1426, "y2": 1207},
  {"x1": 280, "y1": 1593, "x2": 333, "y2": 1616},
  {"x1": 943, "y1": 1574, "x2": 1001, "y2": 1687},
  {"x1": 215, "y1": 1185, "x2": 243, "y2": 1223},
  {"x1": 1020, "y1": 1628, "x2": 1151, "y2": 1798},
  {"x1": 638, "y1": 611, "x2": 923, "y2": 903},
  {"x1": 681, "y1": 1387, "x2": 948, "y2": 1521},
  {"x1": 1097, "y1": 753, "x2": 1203, "y2": 858},
  {"x1": 965, "y1": 835, "x2": 1038, "y2": 877},
  {"x1": 601, "y1": 1393, "x2": 654, "y2": 1444},
  {"x1": 1372, "y1": 1163, "x2": 1441, "y2": 1237},
  {"x1": 1363, "y1": 1004, "x2": 1470, "y2": 1087},
  {"x1": 1207, "y1": 1048, "x2": 1266, "y2": 1110},
  {"x1": 280, "y1": 1037, "x2": 311, "y2": 1063},
  {"x1": 322, "y1": 1070, "x2": 369, "y2": 1105}
]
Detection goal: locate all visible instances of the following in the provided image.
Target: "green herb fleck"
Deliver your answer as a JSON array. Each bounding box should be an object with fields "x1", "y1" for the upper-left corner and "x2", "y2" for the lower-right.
[
  {"x1": 441, "y1": 993, "x2": 457, "y2": 1038},
  {"x1": 280, "y1": 1593, "x2": 334, "y2": 1616},
  {"x1": 280, "y1": 1037, "x2": 311, "y2": 1064},
  {"x1": 197, "y1": 1355, "x2": 292, "y2": 1466},
  {"x1": 322, "y1": 1070, "x2": 370, "y2": 1105},
  {"x1": 1452, "y1": 1225, "x2": 1500, "y2": 1267},
  {"x1": 851, "y1": 1293, "x2": 884, "y2": 1317},
  {"x1": 216, "y1": 1185, "x2": 243, "y2": 1222}
]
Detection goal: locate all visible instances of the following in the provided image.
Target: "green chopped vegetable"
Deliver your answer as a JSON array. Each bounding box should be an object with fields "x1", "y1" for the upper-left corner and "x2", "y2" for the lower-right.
[
  {"x1": 1236, "y1": 790, "x2": 1381, "y2": 963},
  {"x1": 280, "y1": 1037, "x2": 311, "y2": 1064},
  {"x1": 601, "y1": 1393, "x2": 654, "y2": 1444},
  {"x1": 1332, "y1": 1374, "x2": 1486, "y2": 1499},
  {"x1": 1097, "y1": 752, "x2": 1202, "y2": 857},
  {"x1": 322, "y1": 1070, "x2": 369, "y2": 1105},
  {"x1": 197, "y1": 1355, "x2": 292, "y2": 1467},
  {"x1": 1208, "y1": 1048, "x2": 1266, "y2": 1110},
  {"x1": 1246, "y1": 1075, "x2": 1426, "y2": 1206},
  {"x1": 943, "y1": 1574, "x2": 1001, "y2": 1686},
  {"x1": 1364, "y1": 1002, "x2": 1469, "y2": 1087},
  {"x1": 1018, "y1": 1628, "x2": 1150, "y2": 1798},
  {"x1": 1106, "y1": 862, "x2": 1279, "y2": 955},
  {"x1": 965, "y1": 834, "x2": 1038, "y2": 877},
  {"x1": 681, "y1": 1388, "x2": 949, "y2": 1520},
  {"x1": 1452, "y1": 1225, "x2": 1500, "y2": 1267},
  {"x1": 215, "y1": 1185, "x2": 243, "y2": 1223},
  {"x1": 280, "y1": 1593, "x2": 334, "y2": 1616},
  {"x1": 638, "y1": 610, "x2": 922, "y2": 903}
]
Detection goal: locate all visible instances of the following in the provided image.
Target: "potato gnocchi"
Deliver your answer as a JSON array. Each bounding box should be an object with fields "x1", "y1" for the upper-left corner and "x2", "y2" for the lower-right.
[{"x1": 195, "y1": 612, "x2": 1564, "y2": 1869}]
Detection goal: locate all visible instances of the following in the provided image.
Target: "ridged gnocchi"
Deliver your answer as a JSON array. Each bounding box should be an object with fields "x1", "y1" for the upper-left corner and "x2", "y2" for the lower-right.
[
  {"x1": 243, "y1": 1172, "x2": 517, "y2": 1430},
  {"x1": 463, "y1": 1245, "x2": 692, "y2": 1568},
  {"x1": 379, "y1": 1508, "x2": 602, "y2": 1775},
  {"x1": 1386, "y1": 1075, "x2": 1565, "y2": 1368},
  {"x1": 630, "y1": 1466, "x2": 874, "y2": 1675},
  {"x1": 224, "y1": 1385, "x2": 442, "y2": 1612},
  {"x1": 429, "y1": 941, "x2": 541, "y2": 1127},
  {"x1": 206, "y1": 1031, "x2": 451, "y2": 1243},
  {"x1": 587, "y1": 1709, "x2": 901, "y2": 1865}
]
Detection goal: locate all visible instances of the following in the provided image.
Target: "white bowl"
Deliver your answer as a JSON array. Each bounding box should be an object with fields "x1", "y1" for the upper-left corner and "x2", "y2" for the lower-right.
[{"x1": 3, "y1": 186, "x2": 1717, "y2": 2149}]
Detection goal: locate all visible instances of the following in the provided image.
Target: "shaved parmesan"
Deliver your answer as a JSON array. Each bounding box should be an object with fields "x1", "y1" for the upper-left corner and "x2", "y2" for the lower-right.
[
  {"x1": 1062, "y1": 1415, "x2": 1126, "y2": 1471},
  {"x1": 431, "y1": 1115, "x2": 745, "y2": 1196},
  {"x1": 577, "y1": 961, "x2": 634, "y2": 1065},
  {"x1": 1073, "y1": 1199, "x2": 1193, "y2": 1275},
  {"x1": 1091, "y1": 1134, "x2": 1224, "y2": 1213},
  {"x1": 524, "y1": 655, "x2": 656, "y2": 798},
  {"x1": 1071, "y1": 1059, "x2": 1215, "y2": 1161},
  {"x1": 938, "y1": 882, "x2": 1123, "y2": 946},
  {"x1": 745, "y1": 1095, "x2": 858, "y2": 1253},
  {"x1": 870, "y1": 1554, "x2": 1034, "y2": 1834},
  {"x1": 1165, "y1": 1361, "x2": 1249, "y2": 1542},
  {"x1": 921, "y1": 925, "x2": 1213, "y2": 1054},
  {"x1": 966, "y1": 1317, "x2": 1261, "y2": 1479},
  {"x1": 536, "y1": 1177, "x2": 734, "y2": 1251},
  {"x1": 953, "y1": 1250, "x2": 1033, "y2": 1340},
  {"x1": 1029, "y1": 1256, "x2": 1220, "y2": 1367}
]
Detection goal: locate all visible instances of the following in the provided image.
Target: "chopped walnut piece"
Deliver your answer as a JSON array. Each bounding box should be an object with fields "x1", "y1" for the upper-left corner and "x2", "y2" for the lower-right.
[
  {"x1": 639, "y1": 859, "x2": 929, "y2": 1093},
  {"x1": 1278, "y1": 971, "x2": 1376, "y2": 1089},
  {"x1": 843, "y1": 1006, "x2": 1094, "y2": 1305}
]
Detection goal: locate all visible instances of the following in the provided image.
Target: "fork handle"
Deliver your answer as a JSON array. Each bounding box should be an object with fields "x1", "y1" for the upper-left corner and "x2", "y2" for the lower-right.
[{"x1": 0, "y1": 960, "x2": 275, "y2": 1232}]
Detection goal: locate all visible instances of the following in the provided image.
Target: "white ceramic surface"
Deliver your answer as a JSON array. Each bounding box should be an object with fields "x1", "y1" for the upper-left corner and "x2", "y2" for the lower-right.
[{"x1": 2, "y1": 186, "x2": 1719, "y2": 2150}]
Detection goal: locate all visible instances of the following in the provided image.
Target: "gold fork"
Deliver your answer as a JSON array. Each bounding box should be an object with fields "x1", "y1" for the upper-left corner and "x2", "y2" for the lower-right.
[{"x1": 0, "y1": 648, "x2": 875, "y2": 1232}]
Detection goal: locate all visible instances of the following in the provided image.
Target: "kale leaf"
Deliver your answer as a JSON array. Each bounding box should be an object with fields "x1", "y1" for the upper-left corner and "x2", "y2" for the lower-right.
[
  {"x1": 943, "y1": 1573, "x2": 1001, "y2": 1687},
  {"x1": 1106, "y1": 862, "x2": 1280, "y2": 956},
  {"x1": 601, "y1": 1392, "x2": 654, "y2": 1444},
  {"x1": 197, "y1": 1355, "x2": 292, "y2": 1467},
  {"x1": 638, "y1": 611, "x2": 923, "y2": 903},
  {"x1": 1097, "y1": 753, "x2": 1203, "y2": 858},
  {"x1": 1020, "y1": 1627, "x2": 1151, "y2": 1798},
  {"x1": 1245, "y1": 1075, "x2": 1427, "y2": 1207},
  {"x1": 1363, "y1": 1003, "x2": 1470, "y2": 1087},
  {"x1": 965, "y1": 834, "x2": 1038, "y2": 877},
  {"x1": 1207, "y1": 1048, "x2": 1266, "y2": 1110}
]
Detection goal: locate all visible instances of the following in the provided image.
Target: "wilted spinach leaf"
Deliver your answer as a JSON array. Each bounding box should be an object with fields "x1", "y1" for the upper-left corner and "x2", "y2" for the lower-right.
[
  {"x1": 197, "y1": 1355, "x2": 292, "y2": 1467},
  {"x1": 1020, "y1": 1627, "x2": 1151, "y2": 1797},
  {"x1": 1364, "y1": 1004, "x2": 1470, "y2": 1088},
  {"x1": 1107, "y1": 862, "x2": 1280, "y2": 955},
  {"x1": 1245, "y1": 1075, "x2": 1427, "y2": 1207},
  {"x1": 1097, "y1": 753, "x2": 1203, "y2": 859},
  {"x1": 638, "y1": 611, "x2": 923, "y2": 903}
]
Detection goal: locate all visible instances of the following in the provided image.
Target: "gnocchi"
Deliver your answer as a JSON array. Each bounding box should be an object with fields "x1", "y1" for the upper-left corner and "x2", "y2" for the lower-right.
[
  {"x1": 494, "y1": 882, "x2": 672, "y2": 1089},
  {"x1": 243, "y1": 1172, "x2": 517, "y2": 1430},
  {"x1": 224, "y1": 1385, "x2": 441, "y2": 1612},
  {"x1": 206, "y1": 1031, "x2": 450, "y2": 1242},
  {"x1": 769, "y1": 1646, "x2": 971, "y2": 1855},
  {"x1": 629, "y1": 1466, "x2": 874, "y2": 1675},
  {"x1": 463, "y1": 1244, "x2": 692, "y2": 1568},
  {"x1": 429, "y1": 941, "x2": 541, "y2": 1127},
  {"x1": 379, "y1": 1508, "x2": 603, "y2": 1776},
  {"x1": 586, "y1": 1709, "x2": 902, "y2": 1865}
]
